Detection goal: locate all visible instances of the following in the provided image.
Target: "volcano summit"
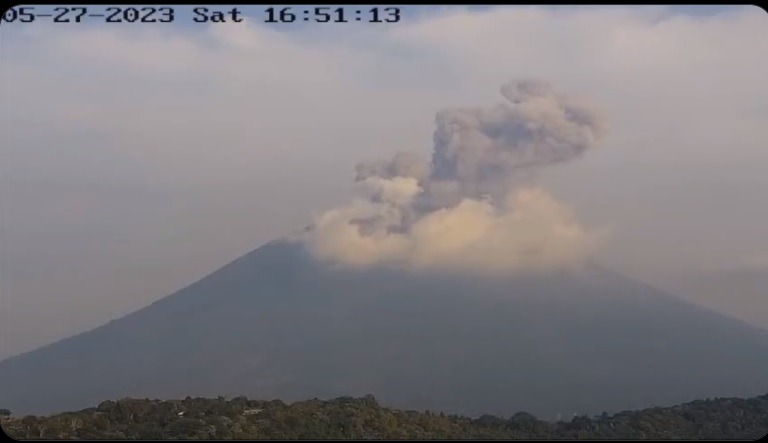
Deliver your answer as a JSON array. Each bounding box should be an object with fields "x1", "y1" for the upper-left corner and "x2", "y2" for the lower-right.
[{"x1": 2, "y1": 81, "x2": 767, "y2": 419}]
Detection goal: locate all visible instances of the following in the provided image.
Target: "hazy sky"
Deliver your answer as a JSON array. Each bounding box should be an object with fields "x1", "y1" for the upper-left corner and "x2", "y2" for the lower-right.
[{"x1": 1, "y1": 5, "x2": 767, "y2": 359}]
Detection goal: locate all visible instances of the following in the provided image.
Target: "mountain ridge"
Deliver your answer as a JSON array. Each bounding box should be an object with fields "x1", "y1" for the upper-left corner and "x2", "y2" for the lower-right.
[{"x1": 2, "y1": 240, "x2": 768, "y2": 418}]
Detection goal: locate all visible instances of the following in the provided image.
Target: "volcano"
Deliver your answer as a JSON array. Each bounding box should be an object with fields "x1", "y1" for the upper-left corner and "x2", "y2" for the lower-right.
[{"x1": 1, "y1": 240, "x2": 767, "y2": 418}]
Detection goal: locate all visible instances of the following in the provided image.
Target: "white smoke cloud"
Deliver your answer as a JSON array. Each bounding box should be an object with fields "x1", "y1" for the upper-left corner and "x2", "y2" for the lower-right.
[{"x1": 301, "y1": 80, "x2": 607, "y2": 274}]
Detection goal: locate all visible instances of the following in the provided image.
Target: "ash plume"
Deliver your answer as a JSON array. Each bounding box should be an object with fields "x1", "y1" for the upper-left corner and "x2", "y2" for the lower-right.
[{"x1": 301, "y1": 80, "x2": 608, "y2": 274}]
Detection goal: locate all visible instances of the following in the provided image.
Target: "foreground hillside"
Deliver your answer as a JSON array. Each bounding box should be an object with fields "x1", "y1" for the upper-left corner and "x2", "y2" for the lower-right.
[{"x1": 2, "y1": 394, "x2": 767, "y2": 440}]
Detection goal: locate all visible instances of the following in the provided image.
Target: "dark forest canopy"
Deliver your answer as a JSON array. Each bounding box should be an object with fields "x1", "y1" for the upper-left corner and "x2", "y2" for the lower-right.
[{"x1": 2, "y1": 393, "x2": 767, "y2": 440}]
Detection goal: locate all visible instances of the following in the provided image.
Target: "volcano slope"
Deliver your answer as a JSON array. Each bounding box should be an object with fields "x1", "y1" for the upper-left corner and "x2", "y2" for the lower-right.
[{"x1": 1, "y1": 240, "x2": 767, "y2": 418}]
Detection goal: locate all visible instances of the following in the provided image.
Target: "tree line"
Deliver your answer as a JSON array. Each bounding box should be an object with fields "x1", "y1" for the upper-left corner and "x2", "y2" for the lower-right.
[{"x1": 2, "y1": 393, "x2": 767, "y2": 439}]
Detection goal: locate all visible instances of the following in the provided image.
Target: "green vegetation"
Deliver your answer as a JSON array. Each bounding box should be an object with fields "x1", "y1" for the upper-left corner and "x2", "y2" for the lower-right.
[{"x1": 2, "y1": 393, "x2": 767, "y2": 440}]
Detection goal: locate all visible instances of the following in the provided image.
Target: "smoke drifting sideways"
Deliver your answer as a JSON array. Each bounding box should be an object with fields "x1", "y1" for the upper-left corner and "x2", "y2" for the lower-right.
[{"x1": 300, "y1": 80, "x2": 609, "y2": 275}]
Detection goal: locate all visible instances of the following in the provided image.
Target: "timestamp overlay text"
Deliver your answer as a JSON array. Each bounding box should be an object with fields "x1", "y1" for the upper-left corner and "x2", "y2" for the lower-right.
[{"x1": 0, "y1": 6, "x2": 403, "y2": 25}]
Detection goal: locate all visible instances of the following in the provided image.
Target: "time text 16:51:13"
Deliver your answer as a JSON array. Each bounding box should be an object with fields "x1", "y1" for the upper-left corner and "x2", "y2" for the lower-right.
[{"x1": 260, "y1": 7, "x2": 401, "y2": 24}]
